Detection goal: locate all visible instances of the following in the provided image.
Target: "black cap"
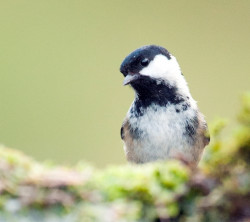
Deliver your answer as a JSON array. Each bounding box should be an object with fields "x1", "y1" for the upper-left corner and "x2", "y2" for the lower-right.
[{"x1": 120, "y1": 45, "x2": 171, "y2": 76}]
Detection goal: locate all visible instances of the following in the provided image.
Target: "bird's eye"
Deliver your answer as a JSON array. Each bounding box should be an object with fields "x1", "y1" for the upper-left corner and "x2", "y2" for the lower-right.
[{"x1": 141, "y1": 58, "x2": 149, "y2": 67}]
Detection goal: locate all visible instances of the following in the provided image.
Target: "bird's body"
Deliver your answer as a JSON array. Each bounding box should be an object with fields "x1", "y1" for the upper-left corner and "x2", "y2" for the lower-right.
[{"x1": 120, "y1": 45, "x2": 209, "y2": 166}]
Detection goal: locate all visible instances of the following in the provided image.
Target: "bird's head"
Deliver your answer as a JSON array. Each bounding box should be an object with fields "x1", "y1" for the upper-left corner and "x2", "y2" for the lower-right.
[{"x1": 120, "y1": 45, "x2": 189, "y2": 97}]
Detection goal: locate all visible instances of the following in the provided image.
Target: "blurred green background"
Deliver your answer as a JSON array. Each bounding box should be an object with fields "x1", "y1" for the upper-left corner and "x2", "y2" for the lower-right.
[{"x1": 0, "y1": 1, "x2": 249, "y2": 166}]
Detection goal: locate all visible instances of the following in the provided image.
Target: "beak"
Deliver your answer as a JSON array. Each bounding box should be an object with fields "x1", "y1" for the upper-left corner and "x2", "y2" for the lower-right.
[{"x1": 123, "y1": 73, "x2": 140, "y2": 85}]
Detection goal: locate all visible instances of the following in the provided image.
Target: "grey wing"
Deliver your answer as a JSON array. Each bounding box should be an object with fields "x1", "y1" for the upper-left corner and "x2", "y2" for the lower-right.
[
  {"x1": 198, "y1": 113, "x2": 210, "y2": 148},
  {"x1": 203, "y1": 123, "x2": 210, "y2": 146},
  {"x1": 120, "y1": 124, "x2": 125, "y2": 140},
  {"x1": 120, "y1": 118, "x2": 129, "y2": 140}
]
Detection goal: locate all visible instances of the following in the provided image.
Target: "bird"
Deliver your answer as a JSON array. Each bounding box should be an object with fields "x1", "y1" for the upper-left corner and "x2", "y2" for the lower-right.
[{"x1": 120, "y1": 45, "x2": 210, "y2": 166}]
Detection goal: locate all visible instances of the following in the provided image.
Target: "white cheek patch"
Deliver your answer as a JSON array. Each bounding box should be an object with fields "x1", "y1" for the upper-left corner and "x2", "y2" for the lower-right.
[
  {"x1": 139, "y1": 54, "x2": 181, "y2": 79},
  {"x1": 139, "y1": 54, "x2": 194, "y2": 103}
]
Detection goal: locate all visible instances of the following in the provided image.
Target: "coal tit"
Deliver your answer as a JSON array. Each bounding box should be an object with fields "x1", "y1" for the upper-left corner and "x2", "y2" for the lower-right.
[{"x1": 120, "y1": 45, "x2": 210, "y2": 166}]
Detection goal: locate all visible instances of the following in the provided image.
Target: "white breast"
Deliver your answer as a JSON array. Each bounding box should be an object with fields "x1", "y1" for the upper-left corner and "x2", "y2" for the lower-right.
[{"x1": 124, "y1": 102, "x2": 200, "y2": 163}]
